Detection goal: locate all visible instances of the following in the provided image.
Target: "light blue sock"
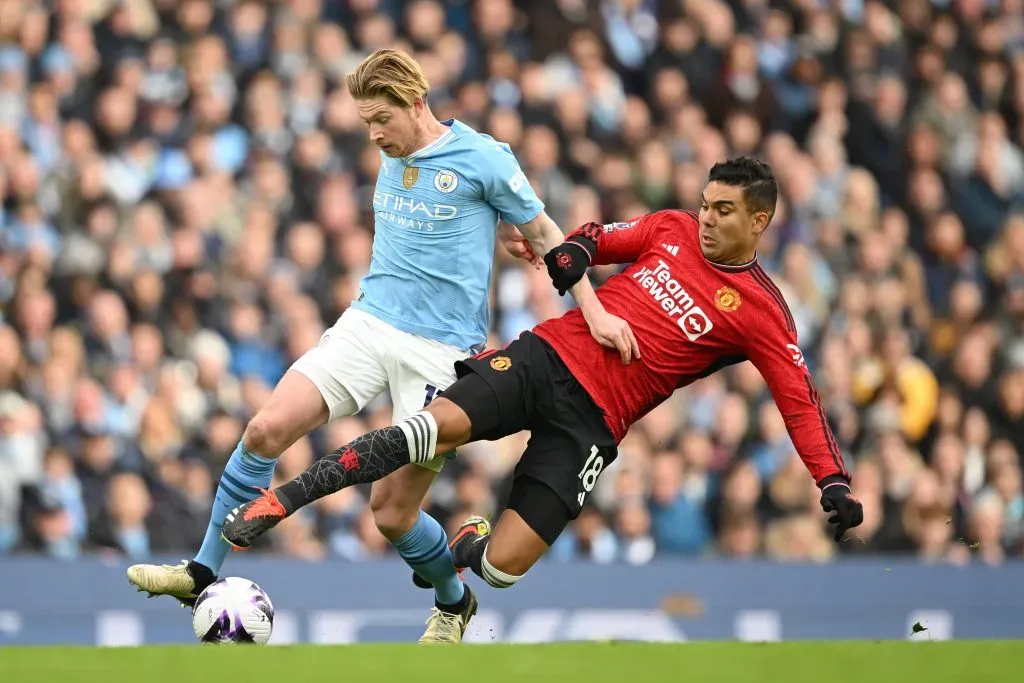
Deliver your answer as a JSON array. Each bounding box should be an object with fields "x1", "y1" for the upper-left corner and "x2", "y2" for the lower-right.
[
  {"x1": 194, "y1": 441, "x2": 278, "y2": 574},
  {"x1": 393, "y1": 510, "x2": 465, "y2": 606}
]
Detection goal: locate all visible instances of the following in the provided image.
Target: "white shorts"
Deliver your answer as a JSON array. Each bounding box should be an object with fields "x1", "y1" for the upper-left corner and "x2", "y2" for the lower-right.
[{"x1": 289, "y1": 308, "x2": 468, "y2": 471}]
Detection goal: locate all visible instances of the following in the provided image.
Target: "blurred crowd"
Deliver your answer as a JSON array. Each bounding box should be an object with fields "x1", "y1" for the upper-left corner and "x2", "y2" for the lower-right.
[{"x1": 1, "y1": 0, "x2": 1022, "y2": 566}]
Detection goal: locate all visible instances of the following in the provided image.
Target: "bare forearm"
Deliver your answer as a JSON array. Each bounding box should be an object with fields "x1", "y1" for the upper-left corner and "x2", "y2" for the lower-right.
[
  {"x1": 520, "y1": 213, "x2": 607, "y2": 318},
  {"x1": 568, "y1": 276, "x2": 604, "y2": 322},
  {"x1": 521, "y1": 214, "x2": 565, "y2": 259}
]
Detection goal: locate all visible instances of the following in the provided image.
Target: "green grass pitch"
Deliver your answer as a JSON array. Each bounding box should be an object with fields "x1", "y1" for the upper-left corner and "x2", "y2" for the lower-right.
[{"x1": 3, "y1": 642, "x2": 1022, "y2": 683}]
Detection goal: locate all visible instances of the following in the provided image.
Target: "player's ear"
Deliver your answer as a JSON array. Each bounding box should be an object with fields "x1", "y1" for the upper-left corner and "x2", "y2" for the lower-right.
[{"x1": 751, "y1": 211, "x2": 771, "y2": 236}]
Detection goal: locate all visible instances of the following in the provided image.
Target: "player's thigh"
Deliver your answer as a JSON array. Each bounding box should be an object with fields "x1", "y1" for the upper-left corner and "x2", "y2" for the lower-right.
[
  {"x1": 486, "y1": 475, "x2": 574, "y2": 576},
  {"x1": 441, "y1": 338, "x2": 536, "y2": 441},
  {"x1": 386, "y1": 334, "x2": 465, "y2": 473},
  {"x1": 367, "y1": 329, "x2": 463, "y2": 534},
  {"x1": 516, "y1": 425, "x2": 618, "y2": 520},
  {"x1": 289, "y1": 308, "x2": 389, "y2": 422}
]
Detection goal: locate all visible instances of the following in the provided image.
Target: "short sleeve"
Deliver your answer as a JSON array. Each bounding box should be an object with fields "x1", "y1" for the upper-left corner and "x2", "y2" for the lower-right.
[{"x1": 480, "y1": 142, "x2": 545, "y2": 226}]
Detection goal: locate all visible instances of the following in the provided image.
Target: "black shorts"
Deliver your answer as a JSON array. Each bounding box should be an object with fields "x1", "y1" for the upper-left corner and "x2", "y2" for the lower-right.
[{"x1": 442, "y1": 331, "x2": 618, "y2": 530}]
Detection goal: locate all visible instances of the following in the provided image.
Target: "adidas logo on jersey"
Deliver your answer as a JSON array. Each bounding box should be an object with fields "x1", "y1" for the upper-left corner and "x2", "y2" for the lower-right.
[{"x1": 662, "y1": 244, "x2": 679, "y2": 256}]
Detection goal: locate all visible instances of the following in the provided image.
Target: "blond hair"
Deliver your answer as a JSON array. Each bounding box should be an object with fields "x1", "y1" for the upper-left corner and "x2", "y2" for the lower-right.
[{"x1": 345, "y1": 49, "x2": 430, "y2": 107}]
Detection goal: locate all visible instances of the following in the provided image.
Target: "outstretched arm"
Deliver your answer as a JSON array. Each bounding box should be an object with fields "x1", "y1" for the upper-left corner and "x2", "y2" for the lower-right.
[
  {"x1": 517, "y1": 212, "x2": 641, "y2": 363},
  {"x1": 542, "y1": 215, "x2": 656, "y2": 295},
  {"x1": 479, "y1": 144, "x2": 640, "y2": 364},
  {"x1": 513, "y1": 211, "x2": 568, "y2": 270},
  {"x1": 745, "y1": 309, "x2": 863, "y2": 540},
  {"x1": 586, "y1": 216, "x2": 657, "y2": 266}
]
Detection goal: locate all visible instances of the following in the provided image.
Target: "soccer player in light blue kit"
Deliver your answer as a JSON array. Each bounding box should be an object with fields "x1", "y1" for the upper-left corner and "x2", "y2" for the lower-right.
[{"x1": 127, "y1": 49, "x2": 634, "y2": 643}]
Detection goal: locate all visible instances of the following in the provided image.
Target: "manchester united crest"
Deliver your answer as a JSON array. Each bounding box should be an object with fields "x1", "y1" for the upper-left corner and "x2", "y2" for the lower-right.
[
  {"x1": 489, "y1": 356, "x2": 512, "y2": 371},
  {"x1": 715, "y1": 286, "x2": 741, "y2": 312},
  {"x1": 402, "y1": 166, "x2": 419, "y2": 190}
]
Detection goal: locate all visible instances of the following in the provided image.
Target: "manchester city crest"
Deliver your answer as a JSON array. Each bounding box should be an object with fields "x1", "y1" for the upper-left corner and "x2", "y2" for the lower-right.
[{"x1": 433, "y1": 169, "x2": 459, "y2": 193}]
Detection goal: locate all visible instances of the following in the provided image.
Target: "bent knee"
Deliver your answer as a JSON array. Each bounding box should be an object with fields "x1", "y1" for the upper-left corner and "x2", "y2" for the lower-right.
[
  {"x1": 369, "y1": 494, "x2": 420, "y2": 540},
  {"x1": 243, "y1": 414, "x2": 293, "y2": 456},
  {"x1": 480, "y1": 542, "x2": 527, "y2": 587}
]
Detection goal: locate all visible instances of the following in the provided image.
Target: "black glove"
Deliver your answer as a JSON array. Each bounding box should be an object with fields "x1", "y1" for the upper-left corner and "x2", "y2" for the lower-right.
[
  {"x1": 544, "y1": 223, "x2": 600, "y2": 295},
  {"x1": 819, "y1": 478, "x2": 863, "y2": 542}
]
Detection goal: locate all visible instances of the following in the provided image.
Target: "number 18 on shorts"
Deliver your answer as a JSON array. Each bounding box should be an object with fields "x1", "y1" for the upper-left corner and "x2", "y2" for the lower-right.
[{"x1": 577, "y1": 445, "x2": 605, "y2": 508}]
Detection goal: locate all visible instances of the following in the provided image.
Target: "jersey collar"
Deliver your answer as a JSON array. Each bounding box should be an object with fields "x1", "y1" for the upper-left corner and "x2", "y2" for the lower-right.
[
  {"x1": 403, "y1": 120, "x2": 456, "y2": 162},
  {"x1": 704, "y1": 252, "x2": 758, "y2": 272}
]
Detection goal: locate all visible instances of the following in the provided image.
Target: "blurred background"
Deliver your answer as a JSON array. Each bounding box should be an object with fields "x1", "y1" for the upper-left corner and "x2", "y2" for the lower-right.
[{"x1": 0, "y1": 0, "x2": 1023, "y2": 572}]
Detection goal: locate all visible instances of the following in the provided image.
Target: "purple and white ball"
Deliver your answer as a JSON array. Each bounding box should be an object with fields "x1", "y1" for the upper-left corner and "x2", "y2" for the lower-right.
[{"x1": 191, "y1": 577, "x2": 274, "y2": 645}]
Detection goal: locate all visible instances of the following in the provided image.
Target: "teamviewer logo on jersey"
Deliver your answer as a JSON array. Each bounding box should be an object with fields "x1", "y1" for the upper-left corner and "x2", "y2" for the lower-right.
[
  {"x1": 679, "y1": 308, "x2": 712, "y2": 341},
  {"x1": 633, "y1": 259, "x2": 714, "y2": 342}
]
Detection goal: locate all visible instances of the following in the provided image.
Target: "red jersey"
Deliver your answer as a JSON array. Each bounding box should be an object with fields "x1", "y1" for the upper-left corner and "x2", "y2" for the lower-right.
[{"x1": 533, "y1": 210, "x2": 849, "y2": 485}]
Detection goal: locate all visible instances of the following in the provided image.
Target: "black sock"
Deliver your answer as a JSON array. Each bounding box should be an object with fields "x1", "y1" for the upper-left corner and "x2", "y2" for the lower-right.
[
  {"x1": 436, "y1": 587, "x2": 471, "y2": 614},
  {"x1": 275, "y1": 425, "x2": 411, "y2": 513},
  {"x1": 187, "y1": 560, "x2": 217, "y2": 592},
  {"x1": 453, "y1": 535, "x2": 489, "y2": 581}
]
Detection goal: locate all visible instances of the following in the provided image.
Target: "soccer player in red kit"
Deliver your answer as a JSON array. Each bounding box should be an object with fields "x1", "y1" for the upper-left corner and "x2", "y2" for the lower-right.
[{"x1": 221, "y1": 157, "x2": 862, "y2": 620}]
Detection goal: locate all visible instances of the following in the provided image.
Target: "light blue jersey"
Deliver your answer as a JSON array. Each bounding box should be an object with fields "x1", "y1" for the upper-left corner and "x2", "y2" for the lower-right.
[{"x1": 351, "y1": 119, "x2": 544, "y2": 352}]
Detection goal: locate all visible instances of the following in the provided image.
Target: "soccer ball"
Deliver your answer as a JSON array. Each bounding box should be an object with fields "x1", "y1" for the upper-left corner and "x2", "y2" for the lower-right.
[{"x1": 191, "y1": 577, "x2": 274, "y2": 644}]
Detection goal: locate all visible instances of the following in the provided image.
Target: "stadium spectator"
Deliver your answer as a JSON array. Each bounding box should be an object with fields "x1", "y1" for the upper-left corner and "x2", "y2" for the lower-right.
[{"x1": 0, "y1": 0, "x2": 1021, "y2": 566}]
